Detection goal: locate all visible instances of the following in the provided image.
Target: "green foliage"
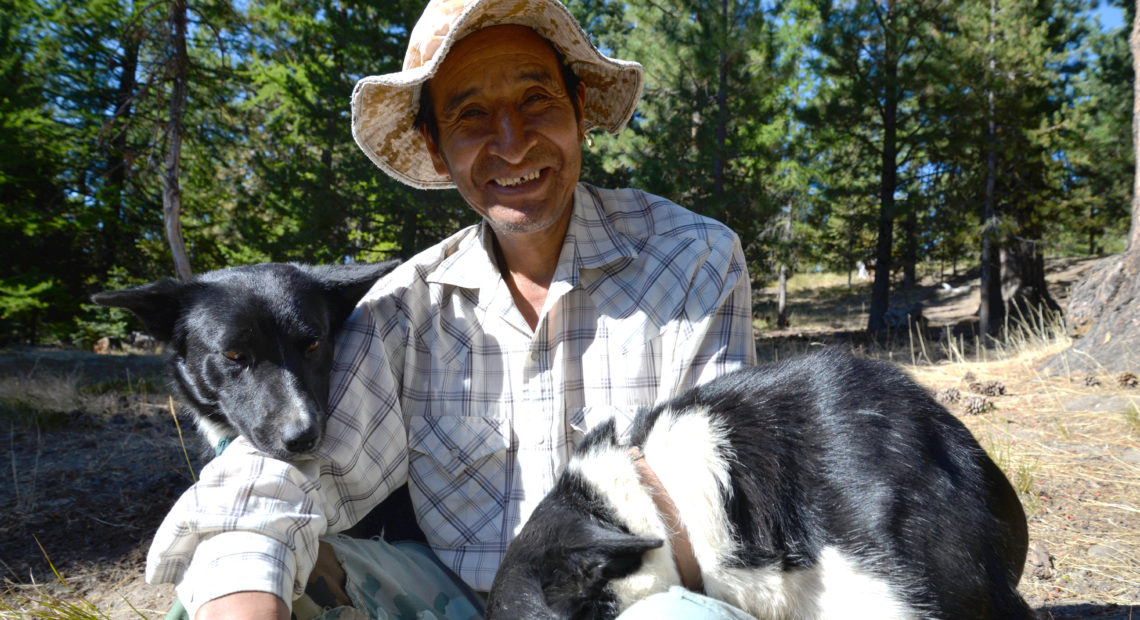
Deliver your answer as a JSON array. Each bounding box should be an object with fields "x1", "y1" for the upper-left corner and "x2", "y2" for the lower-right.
[
  {"x1": 0, "y1": 278, "x2": 54, "y2": 344},
  {"x1": 0, "y1": 279, "x2": 52, "y2": 320},
  {"x1": 70, "y1": 267, "x2": 140, "y2": 348},
  {"x1": 0, "y1": 0, "x2": 1132, "y2": 344}
]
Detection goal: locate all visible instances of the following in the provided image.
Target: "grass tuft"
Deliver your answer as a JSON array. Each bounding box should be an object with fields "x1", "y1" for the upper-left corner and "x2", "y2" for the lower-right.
[
  {"x1": 0, "y1": 372, "x2": 84, "y2": 429},
  {"x1": 1123, "y1": 401, "x2": 1140, "y2": 434},
  {"x1": 0, "y1": 539, "x2": 147, "y2": 620}
]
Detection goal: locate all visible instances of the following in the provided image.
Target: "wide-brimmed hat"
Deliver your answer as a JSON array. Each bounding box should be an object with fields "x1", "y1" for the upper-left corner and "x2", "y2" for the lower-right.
[{"x1": 351, "y1": 0, "x2": 644, "y2": 190}]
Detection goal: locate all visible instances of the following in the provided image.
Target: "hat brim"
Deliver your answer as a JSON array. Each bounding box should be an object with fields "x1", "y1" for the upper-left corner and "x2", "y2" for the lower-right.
[{"x1": 351, "y1": 0, "x2": 644, "y2": 190}]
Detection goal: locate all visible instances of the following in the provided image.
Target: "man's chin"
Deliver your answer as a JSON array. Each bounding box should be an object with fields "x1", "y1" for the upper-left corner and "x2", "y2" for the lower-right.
[{"x1": 483, "y1": 212, "x2": 552, "y2": 235}]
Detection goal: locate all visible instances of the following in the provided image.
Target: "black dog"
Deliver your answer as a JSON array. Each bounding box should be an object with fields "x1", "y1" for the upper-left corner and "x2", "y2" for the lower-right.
[
  {"x1": 92, "y1": 261, "x2": 398, "y2": 460},
  {"x1": 487, "y1": 349, "x2": 1031, "y2": 619}
]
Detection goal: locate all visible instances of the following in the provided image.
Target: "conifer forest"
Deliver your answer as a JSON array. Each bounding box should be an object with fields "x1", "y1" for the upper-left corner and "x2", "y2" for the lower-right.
[{"x1": 0, "y1": 0, "x2": 1134, "y2": 345}]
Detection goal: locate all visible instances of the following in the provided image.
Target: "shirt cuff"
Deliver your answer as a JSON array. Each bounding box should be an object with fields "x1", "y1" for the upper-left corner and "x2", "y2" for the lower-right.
[{"x1": 176, "y1": 532, "x2": 298, "y2": 619}]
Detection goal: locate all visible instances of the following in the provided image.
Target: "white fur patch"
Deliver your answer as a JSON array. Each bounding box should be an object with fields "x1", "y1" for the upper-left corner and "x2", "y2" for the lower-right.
[
  {"x1": 193, "y1": 415, "x2": 232, "y2": 452},
  {"x1": 706, "y1": 546, "x2": 913, "y2": 618},
  {"x1": 812, "y1": 547, "x2": 913, "y2": 618}
]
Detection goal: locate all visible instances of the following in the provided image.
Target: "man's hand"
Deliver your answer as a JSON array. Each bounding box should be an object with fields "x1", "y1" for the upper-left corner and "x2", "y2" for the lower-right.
[{"x1": 195, "y1": 591, "x2": 289, "y2": 620}]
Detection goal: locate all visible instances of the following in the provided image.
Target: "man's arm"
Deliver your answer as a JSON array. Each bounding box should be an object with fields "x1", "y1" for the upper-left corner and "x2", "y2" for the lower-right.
[{"x1": 666, "y1": 228, "x2": 757, "y2": 393}]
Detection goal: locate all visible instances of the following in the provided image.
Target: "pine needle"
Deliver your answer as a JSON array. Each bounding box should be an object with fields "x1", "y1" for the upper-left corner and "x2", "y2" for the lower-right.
[{"x1": 168, "y1": 396, "x2": 196, "y2": 483}]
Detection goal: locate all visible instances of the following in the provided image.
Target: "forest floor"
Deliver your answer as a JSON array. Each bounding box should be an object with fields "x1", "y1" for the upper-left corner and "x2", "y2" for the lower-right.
[{"x1": 1, "y1": 255, "x2": 1137, "y2": 619}]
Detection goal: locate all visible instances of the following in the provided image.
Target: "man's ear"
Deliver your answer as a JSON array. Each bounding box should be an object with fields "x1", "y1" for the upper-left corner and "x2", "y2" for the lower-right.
[{"x1": 421, "y1": 125, "x2": 450, "y2": 177}]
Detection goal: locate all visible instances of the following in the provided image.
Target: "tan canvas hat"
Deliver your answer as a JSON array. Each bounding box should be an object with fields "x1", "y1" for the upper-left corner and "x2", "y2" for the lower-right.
[{"x1": 351, "y1": 0, "x2": 644, "y2": 189}]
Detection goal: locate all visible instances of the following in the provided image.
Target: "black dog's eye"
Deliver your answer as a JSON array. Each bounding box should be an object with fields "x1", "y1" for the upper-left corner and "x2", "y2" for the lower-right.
[
  {"x1": 306, "y1": 339, "x2": 321, "y2": 353},
  {"x1": 223, "y1": 350, "x2": 247, "y2": 362}
]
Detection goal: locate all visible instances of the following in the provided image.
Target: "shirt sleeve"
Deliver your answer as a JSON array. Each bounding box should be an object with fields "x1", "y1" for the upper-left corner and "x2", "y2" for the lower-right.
[
  {"x1": 664, "y1": 227, "x2": 757, "y2": 395},
  {"x1": 145, "y1": 288, "x2": 412, "y2": 618}
]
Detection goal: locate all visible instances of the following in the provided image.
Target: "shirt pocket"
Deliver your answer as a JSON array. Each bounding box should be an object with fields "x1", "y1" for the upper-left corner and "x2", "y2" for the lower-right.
[{"x1": 407, "y1": 415, "x2": 511, "y2": 549}]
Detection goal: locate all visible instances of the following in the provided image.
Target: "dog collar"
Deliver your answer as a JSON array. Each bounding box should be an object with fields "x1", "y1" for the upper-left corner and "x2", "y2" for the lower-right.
[{"x1": 628, "y1": 446, "x2": 704, "y2": 593}]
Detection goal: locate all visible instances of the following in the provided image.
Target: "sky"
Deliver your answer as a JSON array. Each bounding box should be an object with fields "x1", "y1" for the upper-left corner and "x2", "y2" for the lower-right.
[{"x1": 1093, "y1": 1, "x2": 1126, "y2": 31}]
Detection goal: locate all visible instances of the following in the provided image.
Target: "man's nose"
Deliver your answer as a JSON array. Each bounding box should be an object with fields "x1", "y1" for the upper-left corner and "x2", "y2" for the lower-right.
[{"x1": 488, "y1": 108, "x2": 531, "y2": 163}]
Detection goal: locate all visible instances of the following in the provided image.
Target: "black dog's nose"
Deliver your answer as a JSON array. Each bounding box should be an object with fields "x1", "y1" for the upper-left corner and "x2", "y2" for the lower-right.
[{"x1": 284, "y1": 426, "x2": 319, "y2": 453}]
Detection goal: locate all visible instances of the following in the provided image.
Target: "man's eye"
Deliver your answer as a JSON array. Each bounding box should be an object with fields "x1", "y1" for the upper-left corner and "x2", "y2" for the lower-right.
[{"x1": 459, "y1": 108, "x2": 485, "y2": 119}]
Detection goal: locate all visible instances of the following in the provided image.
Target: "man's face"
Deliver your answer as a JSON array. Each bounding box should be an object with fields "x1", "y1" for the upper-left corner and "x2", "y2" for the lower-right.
[{"x1": 423, "y1": 25, "x2": 586, "y2": 239}]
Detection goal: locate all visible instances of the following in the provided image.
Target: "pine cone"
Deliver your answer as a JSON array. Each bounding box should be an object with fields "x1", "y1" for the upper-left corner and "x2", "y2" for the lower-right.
[
  {"x1": 1084, "y1": 375, "x2": 1102, "y2": 387},
  {"x1": 962, "y1": 396, "x2": 994, "y2": 415},
  {"x1": 962, "y1": 371, "x2": 977, "y2": 384},
  {"x1": 1118, "y1": 372, "x2": 1138, "y2": 389},
  {"x1": 978, "y1": 380, "x2": 1006, "y2": 397},
  {"x1": 936, "y1": 387, "x2": 961, "y2": 405}
]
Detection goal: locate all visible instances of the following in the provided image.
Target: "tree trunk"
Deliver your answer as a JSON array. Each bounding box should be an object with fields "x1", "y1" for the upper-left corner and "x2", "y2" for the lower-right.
[
  {"x1": 713, "y1": 0, "x2": 728, "y2": 204},
  {"x1": 1042, "y1": 0, "x2": 1140, "y2": 374},
  {"x1": 1001, "y1": 237, "x2": 1061, "y2": 326},
  {"x1": 979, "y1": 0, "x2": 1005, "y2": 338},
  {"x1": 162, "y1": 0, "x2": 193, "y2": 281},
  {"x1": 102, "y1": 26, "x2": 140, "y2": 276},
  {"x1": 867, "y1": 1, "x2": 897, "y2": 332},
  {"x1": 1132, "y1": 0, "x2": 1140, "y2": 253},
  {"x1": 902, "y1": 207, "x2": 916, "y2": 290},
  {"x1": 776, "y1": 262, "x2": 788, "y2": 329}
]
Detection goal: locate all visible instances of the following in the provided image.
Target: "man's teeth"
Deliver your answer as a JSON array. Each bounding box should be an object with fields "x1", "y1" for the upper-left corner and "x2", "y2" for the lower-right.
[{"x1": 495, "y1": 170, "x2": 540, "y2": 187}]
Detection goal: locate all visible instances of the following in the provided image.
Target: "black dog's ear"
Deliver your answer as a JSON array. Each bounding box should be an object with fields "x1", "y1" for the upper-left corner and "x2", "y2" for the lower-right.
[
  {"x1": 302, "y1": 260, "x2": 401, "y2": 307},
  {"x1": 90, "y1": 278, "x2": 187, "y2": 343},
  {"x1": 570, "y1": 525, "x2": 664, "y2": 582}
]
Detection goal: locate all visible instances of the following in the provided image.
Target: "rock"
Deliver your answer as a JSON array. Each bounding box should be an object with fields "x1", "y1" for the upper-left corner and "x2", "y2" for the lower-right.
[
  {"x1": 1086, "y1": 544, "x2": 1118, "y2": 559},
  {"x1": 92, "y1": 336, "x2": 122, "y2": 355},
  {"x1": 1122, "y1": 448, "x2": 1140, "y2": 464},
  {"x1": 127, "y1": 331, "x2": 159, "y2": 352},
  {"x1": 1028, "y1": 541, "x2": 1053, "y2": 580},
  {"x1": 1044, "y1": 252, "x2": 1140, "y2": 374}
]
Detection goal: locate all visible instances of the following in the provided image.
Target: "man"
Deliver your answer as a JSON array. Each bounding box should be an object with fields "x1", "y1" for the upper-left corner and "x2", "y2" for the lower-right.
[{"x1": 148, "y1": 0, "x2": 757, "y2": 617}]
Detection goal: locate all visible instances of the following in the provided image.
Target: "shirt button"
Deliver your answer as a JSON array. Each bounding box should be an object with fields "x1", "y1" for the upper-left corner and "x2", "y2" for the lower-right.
[
  {"x1": 536, "y1": 437, "x2": 546, "y2": 446},
  {"x1": 530, "y1": 350, "x2": 539, "y2": 361}
]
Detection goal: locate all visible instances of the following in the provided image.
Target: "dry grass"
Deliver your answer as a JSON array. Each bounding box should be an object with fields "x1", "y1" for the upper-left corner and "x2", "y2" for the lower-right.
[
  {"x1": 0, "y1": 351, "x2": 188, "y2": 620},
  {"x1": 907, "y1": 339, "x2": 1140, "y2": 611},
  {"x1": 0, "y1": 540, "x2": 148, "y2": 620}
]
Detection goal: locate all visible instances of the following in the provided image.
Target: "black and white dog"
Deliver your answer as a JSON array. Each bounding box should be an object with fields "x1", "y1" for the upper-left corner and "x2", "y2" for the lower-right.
[
  {"x1": 91, "y1": 261, "x2": 398, "y2": 460},
  {"x1": 487, "y1": 349, "x2": 1031, "y2": 619}
]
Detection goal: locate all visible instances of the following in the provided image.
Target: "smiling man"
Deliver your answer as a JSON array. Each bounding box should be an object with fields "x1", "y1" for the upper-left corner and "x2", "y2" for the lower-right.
[{"x1": 148, "y1": 0, "x2": 757, "y2": 618}]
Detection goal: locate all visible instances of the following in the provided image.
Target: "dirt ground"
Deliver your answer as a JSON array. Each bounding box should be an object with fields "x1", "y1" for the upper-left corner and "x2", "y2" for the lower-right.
[{"x1": 1, "y1": 256, "x2": 1137, "y2": 619}]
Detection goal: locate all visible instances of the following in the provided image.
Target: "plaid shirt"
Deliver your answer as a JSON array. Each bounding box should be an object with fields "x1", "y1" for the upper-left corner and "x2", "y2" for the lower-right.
[{"x1": 146, "y1": 183, "x2": 756, "y2": 615}]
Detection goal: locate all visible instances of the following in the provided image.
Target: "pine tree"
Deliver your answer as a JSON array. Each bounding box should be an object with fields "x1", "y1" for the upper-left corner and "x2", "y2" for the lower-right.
[{"x1": 809, "y1": 0, "x2": 953, "y2": 332}]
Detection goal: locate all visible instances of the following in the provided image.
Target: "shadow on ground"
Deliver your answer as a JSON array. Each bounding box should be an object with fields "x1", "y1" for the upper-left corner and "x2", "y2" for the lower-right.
[
  {"x1": 1038, "y1": 604, "x2": 1139, "y2": 619},
  {"x1": 0, "y1": 348, "x2": 205, "y2": 583}
]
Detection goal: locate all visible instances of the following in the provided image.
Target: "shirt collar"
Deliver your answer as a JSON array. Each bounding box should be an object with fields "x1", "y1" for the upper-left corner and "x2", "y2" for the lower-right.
[
  {"x1": 562, "y1": 183, "x2": 640, "y2": 276},
  {"x1": 428, "y1": 183, "x2": 640, "y2": 291},
  {"x1": 427, "y1": 224, "x2": 501, "y2": 290}
]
